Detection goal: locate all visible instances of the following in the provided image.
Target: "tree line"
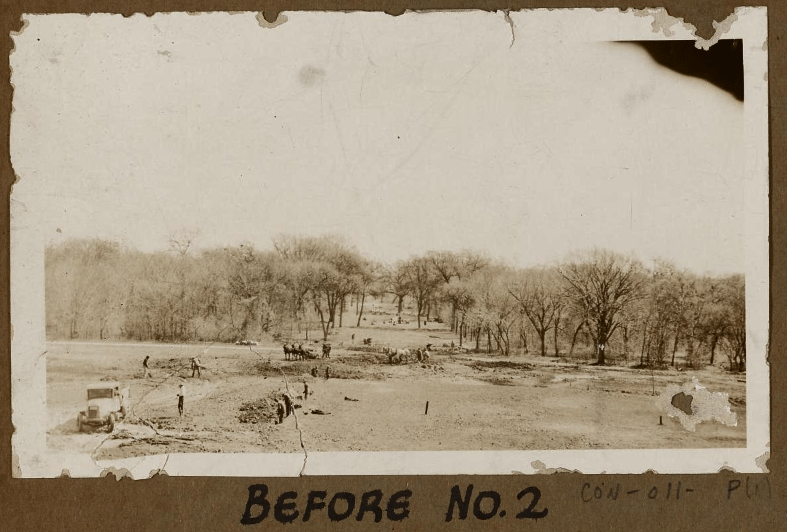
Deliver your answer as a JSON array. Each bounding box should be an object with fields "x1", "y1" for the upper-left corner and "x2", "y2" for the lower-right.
[{"x1": 45, "y1": 235, "x2": 746, "y2": 371}]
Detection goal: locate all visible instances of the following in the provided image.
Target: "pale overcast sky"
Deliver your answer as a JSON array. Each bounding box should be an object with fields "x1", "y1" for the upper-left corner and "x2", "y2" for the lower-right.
[{"x1": 11, "y1": 11, "x2": 745, "y2": 274}]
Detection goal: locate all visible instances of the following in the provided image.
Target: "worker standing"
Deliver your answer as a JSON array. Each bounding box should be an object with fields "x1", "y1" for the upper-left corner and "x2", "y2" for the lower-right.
[
  {"x1": 283, "y1": 393, "x2": 293, "y2": 417},
  {"x1": 276, "y1": 400, "x2": 285, "y2": 424},
  {"x1": 177, "y1": 384, "x2": 186, "y2": 418},
  {"x1": 191, "y1": 357, "x2": 202, "y2": 378}
]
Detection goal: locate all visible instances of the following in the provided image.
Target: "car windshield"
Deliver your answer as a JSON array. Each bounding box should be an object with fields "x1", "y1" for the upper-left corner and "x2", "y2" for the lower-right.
[{"x1": 87, "y1": 389, "x2": 114, "y2": 399}]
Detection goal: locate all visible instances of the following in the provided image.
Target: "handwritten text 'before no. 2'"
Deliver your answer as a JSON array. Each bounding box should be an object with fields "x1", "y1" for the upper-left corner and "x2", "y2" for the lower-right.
[{"x1": 240, "y1": 484, "x2": 548, "y2": 525}]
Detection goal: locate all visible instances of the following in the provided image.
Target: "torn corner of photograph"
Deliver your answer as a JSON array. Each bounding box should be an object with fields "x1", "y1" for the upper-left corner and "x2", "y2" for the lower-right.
[{"x1": 8, "y1": 7, "x2": 769, "y2": 478}]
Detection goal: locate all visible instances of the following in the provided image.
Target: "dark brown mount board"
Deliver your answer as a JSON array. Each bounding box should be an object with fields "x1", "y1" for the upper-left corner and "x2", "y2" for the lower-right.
[{"x1": 0, "y1": 1, "x2": 782, "y2": 530}]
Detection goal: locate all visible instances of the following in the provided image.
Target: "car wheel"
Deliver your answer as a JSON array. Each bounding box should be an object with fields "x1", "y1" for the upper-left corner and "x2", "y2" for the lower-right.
[
  {"x1": 108, "y1": 413, "x2": 116, "y2": 432},
  {"x1": 77, "y1": 414, "x2": 83, "y2": 433}
]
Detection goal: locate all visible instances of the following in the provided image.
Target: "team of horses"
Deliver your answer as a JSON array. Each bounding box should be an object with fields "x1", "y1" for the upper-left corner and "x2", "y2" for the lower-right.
[
  {"x1": 382, "y1": 345, "x2": 431, "y2": 364},
  {"x1": 283, "y1": 343, "x2": 330, "y2": 361}
]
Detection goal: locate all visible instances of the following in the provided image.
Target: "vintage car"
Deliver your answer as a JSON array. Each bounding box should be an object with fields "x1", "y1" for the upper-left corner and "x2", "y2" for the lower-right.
[{"x1": 77, "y1": 382, "x2": 129, "y2": 432}]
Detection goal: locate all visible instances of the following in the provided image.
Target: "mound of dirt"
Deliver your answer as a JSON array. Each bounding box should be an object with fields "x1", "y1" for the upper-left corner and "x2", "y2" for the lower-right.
[
  {"x1": 153, "y1": 358, "x2": 194, "y2": 375},
  {"x1": 468, "y1": 360, "x2": 533, "y2": 371},
  {"x1": 238, "y1": 392, "x2": 283, "y2": 424},
  {"x1": 630, "y1": 363, "x2": 672, "y2": 371},
  {"x1": 336, "y1": 354, "x2": 388, "y2": 366},
  {"x1": 417, "y1": 364, "x2": 445, "y2": 372},
  {"x1": 329, "y1": 366, "x2": 385, "y2": 381},
  {"x1": 253, "y1": 361, "x2": 312, "y2": 378},
  {"x1": 348, "y1": 345, "x2": 382, "y2": 355},
  {"x1": 478, "y1": 375, "x2": 517, "y2": 386}
]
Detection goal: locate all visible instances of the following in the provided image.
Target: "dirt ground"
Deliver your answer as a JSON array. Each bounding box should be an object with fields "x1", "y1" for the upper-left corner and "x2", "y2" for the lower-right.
[{"x1": 46, "y1": 320, "x2": 746, "y2": 461}]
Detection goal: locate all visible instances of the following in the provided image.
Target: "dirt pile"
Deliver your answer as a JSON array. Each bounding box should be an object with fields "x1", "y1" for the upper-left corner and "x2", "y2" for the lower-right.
[
  {"x1": 330, "y1": 356, "x2": 390, "y2": 380},
  {"x1": 330, "y1": 365, "x2": 384, "y2": 380},
  {"x1": 468, "y1": 360, "x2": 534, "y2": 371},
  {"x1": 146, "y1": 357, "x2": 195, "y2": 378},
  {"x1": 478, "y1": 375, "x2": 517, "y2": 386},
  {"x1": 253, "y1": 361, "x2": 312, "y2": 378},
  {"x1": 349, "y1": 345, "x2": 382, "y2": 354},
  {"x1": 131, "y1": 416, "x2": 189, "y2": 431},
  {"x1": 340, "y1": 353, "x2": 388, "y2": 365},
  {"x1": 238, "y1": 392, "x2": 283, "y2": 424}
]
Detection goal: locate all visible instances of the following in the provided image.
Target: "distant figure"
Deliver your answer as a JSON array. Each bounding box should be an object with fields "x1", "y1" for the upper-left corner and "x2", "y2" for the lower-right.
[
  {"x1": 283, "y1": 393, "x2": 293, "y2": 416},
  {"x1": 322, "y1": 343, "x2": 332, "y2": 358},
  {"x1": 191, "y1": 357, "x2": 202, "y2": 378},
  {"x1": 276, "y1": 400, "x2": 285, "y2": 424},
  {"x1": 325, "y1": 366, "x2": 331, "y2": 380},
  {"x1": 303, "y1": 381, "x2": 309, "y2": 399},
  {"x1": 311, "y1": 367, "x2": 318, "y2": 378},
  {"x1": 450, "y1": 340, "x2": 455, "y2": 351},
  {"x1": 143, "y1": 356, "x2": 151, "y2": 378},
  {"x1": 177, "y1": 384, "x2": 185, "y2": 418},
  {"x1": 351, "y1": 333, "x2": 355, "y2": 343}
]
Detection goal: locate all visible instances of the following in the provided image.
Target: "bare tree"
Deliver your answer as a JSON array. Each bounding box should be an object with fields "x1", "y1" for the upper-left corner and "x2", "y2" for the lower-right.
[
  {"x1": 678, "y1": 274, "x2": 713, "y2": 369},
  {"x1": 442, "y1": 277, "x2": 476, "y2": 346},
  {"x1": 384, "y1": 262, "x2": 411, "y2": 315},
  {"x1": 273, "y1": 234, "x2": 365, "y2": 340},
  {"x1": 509, "y1": 268, "x2": 562, "y2": 357},
  {"x1": 168, "y1": 229, "x2": 200, "y2": 256},
  {"x1": 355, "y1": 260, "x2": 381, "y2": 327},
  {"x1": 402, "y1": 256, "x2": 442, "y2": 329},
  {"x1": 720, "y1": 274, "x2": 745, "y2": 372},
  {"x1": 429, "y1": 250, "x2": 490, "y2": 331},
  {"x1": 559, "y1": 249, "x2": 644, "y2": 365},
  {"x1": 471, "y1": 268, "x2": 517, "y2": 356}
]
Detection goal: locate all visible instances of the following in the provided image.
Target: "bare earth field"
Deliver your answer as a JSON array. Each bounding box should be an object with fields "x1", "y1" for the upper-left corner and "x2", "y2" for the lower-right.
[{"x1": 46, "y1": 322, "x2": 746, "y2": 461}]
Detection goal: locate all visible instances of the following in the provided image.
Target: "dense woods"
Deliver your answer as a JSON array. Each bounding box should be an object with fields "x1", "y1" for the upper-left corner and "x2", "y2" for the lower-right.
[{"x1": 45, "y1": 236, "x2": 746, "y2": 372}]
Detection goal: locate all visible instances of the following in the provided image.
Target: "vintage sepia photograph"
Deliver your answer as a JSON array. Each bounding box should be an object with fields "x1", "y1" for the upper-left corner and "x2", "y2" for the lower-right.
[{"x1": 9, "y1": 8, "x2": 769, "y2": 477}]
